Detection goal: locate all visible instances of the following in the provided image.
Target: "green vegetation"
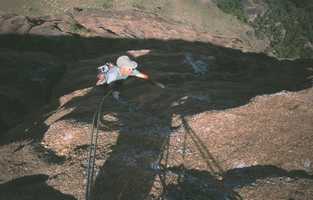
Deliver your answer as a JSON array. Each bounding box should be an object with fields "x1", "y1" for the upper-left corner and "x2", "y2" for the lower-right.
[
  {"x1": 216, "y1": 0, "x2": 247, "y2": 22},
  {"x1": 215, "y1": 0, "x2": 313, "y2": 58},
  {"x1": 254, "y1": 0, "x2": 313, "y2": 58},
  {"x1": 69, "y1": 22, "x2": 89, "y2": 35},
  {"x1": 96, "y1": 0, "x2": 114, "y2": 9}
]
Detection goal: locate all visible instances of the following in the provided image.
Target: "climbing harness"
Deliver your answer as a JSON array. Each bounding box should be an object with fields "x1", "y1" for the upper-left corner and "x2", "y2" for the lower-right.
[{"x1": 85, "y1": 89, "x2": 112, "y2": 200}]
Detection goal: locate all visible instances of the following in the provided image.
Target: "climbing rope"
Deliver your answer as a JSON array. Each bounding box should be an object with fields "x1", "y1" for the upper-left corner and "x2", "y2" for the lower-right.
[
  {"x1": 84, "y1": 77, "x2": 164, "y2": 200},
  {"x1": 85, "y1": 89, "x2": 112, "y2": 200}
]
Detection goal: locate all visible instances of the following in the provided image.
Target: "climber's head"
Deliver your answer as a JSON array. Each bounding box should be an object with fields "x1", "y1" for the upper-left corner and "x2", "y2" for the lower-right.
[{"x1": 116, "y1": 55, "x2": 149, "y2": 79}]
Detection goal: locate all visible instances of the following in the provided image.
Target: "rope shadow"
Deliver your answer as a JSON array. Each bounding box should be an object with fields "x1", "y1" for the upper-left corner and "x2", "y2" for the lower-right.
[{"x1": 155, "y1": 116, "x2": 242, "y2": 200}]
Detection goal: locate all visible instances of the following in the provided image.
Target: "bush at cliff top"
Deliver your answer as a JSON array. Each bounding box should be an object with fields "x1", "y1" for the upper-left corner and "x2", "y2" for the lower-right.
[{"x1": 216, "y1": 0, "x2": 247, "y2": 22}]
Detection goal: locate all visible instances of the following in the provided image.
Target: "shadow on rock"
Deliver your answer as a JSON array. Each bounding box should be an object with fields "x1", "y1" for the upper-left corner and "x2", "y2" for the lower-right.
[
  {"x1": 0, "y1": 32, "x2": 312, "y2": 200},
  {"x1": 0, "y1": 174, "x2": 76, "y2": 200},
  {"x1": 223, "y1": 165, "x2": 313, "y2": 189},
  {"x1": 159, "y1": 165, "x2": 313, "y2": 200}
]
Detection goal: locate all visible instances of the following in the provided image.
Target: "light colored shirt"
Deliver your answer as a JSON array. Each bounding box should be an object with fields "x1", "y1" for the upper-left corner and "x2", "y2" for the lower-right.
[
  {"x1": 105, "y1": 66, "x2": 126, "y2": 84},
  {"x1": 104, "y1": 66, "x2": 141, "y2": 84}
]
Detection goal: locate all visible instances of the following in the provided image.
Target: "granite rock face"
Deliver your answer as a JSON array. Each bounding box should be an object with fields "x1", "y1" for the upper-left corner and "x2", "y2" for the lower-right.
[{"x1": 0, "y1": 9, "x2": 313, "y2": 200}]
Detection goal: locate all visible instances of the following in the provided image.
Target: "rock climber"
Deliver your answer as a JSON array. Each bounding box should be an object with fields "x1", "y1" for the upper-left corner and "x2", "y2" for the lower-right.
[{"x1": 96, "y1": 55, "x2": 149, "y2": 100}]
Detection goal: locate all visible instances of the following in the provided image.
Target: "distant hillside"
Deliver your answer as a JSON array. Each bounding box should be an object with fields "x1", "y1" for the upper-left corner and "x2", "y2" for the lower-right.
[{"x1": 216, "y1": 0, "x2": 313, "y2": 59}]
